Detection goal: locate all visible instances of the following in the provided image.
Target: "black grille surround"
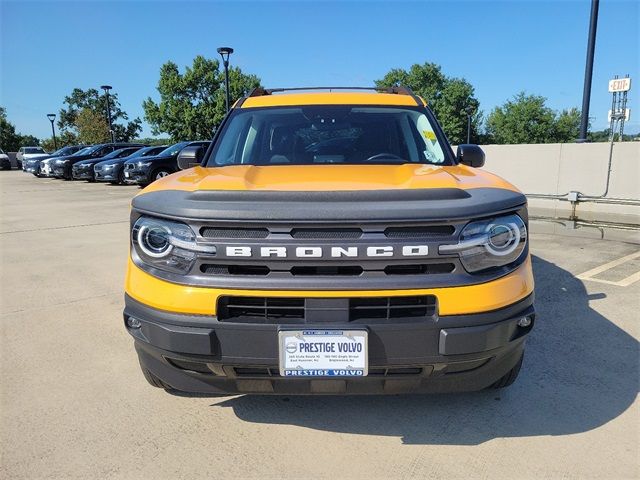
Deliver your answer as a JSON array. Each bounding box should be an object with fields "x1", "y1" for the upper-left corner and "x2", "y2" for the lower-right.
[
  {"x1": 130, "y1": 213, "x2": 529, "y2": 290},
  {"x1": 129, "y1": 185, "x2": 529, "y2": 291}
]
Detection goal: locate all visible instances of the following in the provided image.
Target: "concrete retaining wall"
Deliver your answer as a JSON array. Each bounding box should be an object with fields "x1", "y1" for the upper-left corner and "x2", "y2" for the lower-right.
[{"x1": 479, "y1": 142, "x2": 640, "y2": 225}]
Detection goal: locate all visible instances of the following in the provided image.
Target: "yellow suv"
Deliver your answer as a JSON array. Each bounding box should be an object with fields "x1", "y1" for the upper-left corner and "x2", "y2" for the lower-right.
[{"x1": 124, "y1": 87, "x2": 534, "y2": 394}]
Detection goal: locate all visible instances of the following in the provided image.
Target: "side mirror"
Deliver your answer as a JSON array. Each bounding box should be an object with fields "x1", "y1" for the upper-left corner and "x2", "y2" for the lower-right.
[
  {"x1": 177, "y1": 145, "x2": 204, "y2": 170},
  {"x1": 456, "y1": 144, "x2": 485, "y2": 168}
]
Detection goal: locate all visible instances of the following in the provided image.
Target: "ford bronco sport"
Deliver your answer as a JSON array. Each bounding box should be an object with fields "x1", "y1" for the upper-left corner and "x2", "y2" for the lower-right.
[{"x1": 124, "y1": 87, "x2": 535, "y2": 395}]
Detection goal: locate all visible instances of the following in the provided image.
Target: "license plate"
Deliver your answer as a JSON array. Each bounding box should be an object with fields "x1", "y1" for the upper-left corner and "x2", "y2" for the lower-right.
[
  {"x1": 278, "y1": 329, "x2": 368, "y2": 377},
  {"x1": 124, "y1": 172, "x2": 130, "y2": 178}
]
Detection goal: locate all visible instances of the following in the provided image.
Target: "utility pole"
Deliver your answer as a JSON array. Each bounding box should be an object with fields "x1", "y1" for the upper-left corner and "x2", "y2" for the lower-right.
[{"x1": 578, "y1": 0, "x2": 599, "y2": 142}]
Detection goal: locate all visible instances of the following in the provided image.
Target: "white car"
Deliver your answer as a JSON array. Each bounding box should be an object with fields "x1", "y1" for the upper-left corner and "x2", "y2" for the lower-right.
[
  {"x1": 0, "y1": 148, "x2": 11, "y2": 170},
  {"x1": 16, "y1": 146, "x2": 49, "y2": 170}
]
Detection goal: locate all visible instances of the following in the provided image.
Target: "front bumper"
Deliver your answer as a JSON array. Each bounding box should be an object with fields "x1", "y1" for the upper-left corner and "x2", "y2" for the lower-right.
[
  {"x1": 125, "y1": 291, "x2": 535, "y2": 395},
  {"x1": 95, "y1": 167, "x2": 118, "y2": 181},
  {"x1": 72, "y1": 167, "x2": 93, "y2": 180},
  {"x1": 123, "y1": 168, "x2": 150, "y2": 184}
]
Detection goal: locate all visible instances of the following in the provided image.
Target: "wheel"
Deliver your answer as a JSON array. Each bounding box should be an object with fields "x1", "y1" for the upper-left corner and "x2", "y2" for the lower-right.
[
  {"x1": 140, "y1": 365, "x2": 171, "y2": 390},
  {"x1": 489, "y1": 352, "x2": 524, "y2": 389},
  {"x1": 117, "y1": 169, "x2": 125, "y2": 185},
  {"x1": 17, "y1": 161, "x2": 22, "y2": 170},
  {"x1": 34, "y1": 165, "x2": 41, "y2": 177},
  {"x1": 152, "y1": 168, "x2": 171, "y2": 181}
]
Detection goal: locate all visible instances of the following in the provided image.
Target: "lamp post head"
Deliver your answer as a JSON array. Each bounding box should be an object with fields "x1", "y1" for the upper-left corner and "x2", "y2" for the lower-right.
[
  {"x1": 100, "y1": 85, "x2": 112, "y2": 92},
  {"x1": 47, "y1": 113, "x2": 56, "y2": 122},
  {"x1": 217, "y1": 47, "x2": 234, "y2": 62}
]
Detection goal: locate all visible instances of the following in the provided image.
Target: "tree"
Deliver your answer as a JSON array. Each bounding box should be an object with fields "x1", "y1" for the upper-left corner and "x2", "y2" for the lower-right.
[
  {"x1": 375, "y1": 62, "x2": 481, "y2": 144},
  {"x1": 553, "y1": 108, "x2": 581, "y2": 143},
  {"x1": 143, "y1": 55, "x2": 261, "y2": 141},
  {"x1": 0, "y1": 107, "x2": 41, "y2": 151},
  {"x1": 41, "y1": 131, "x2": 78, "y2": 152},
  {"x1": 75, "y1": 108, "x2": 111, "y2": 144},
  {"x1": 0, "y1": 107, "x2": 22, "y2": 151},
  {"x1": 58, "y1": 88, "x2": 142, "y2": 142}
]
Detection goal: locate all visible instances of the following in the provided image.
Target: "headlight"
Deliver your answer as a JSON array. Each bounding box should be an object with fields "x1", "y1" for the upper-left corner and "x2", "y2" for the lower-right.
[
  {"x1": 138, "y1": 161, "x2": 152, "y2": 167},
  {"x1": 55, "y1": 159, "x2": 68, "y2": 165},
  {"x1": 439, "y1": 214, "x2": 527, "y2": 273},
  {"x1": 132, "y1": 216, "x2": 215, "y2": 274},
  {"x1": 103, "y1": 164, "x2": 115, "y2": 170}
]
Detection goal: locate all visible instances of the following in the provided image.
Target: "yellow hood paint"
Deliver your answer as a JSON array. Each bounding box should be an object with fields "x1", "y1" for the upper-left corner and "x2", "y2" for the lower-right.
[{"x1": 140, "y1": 164, "x2": 520, "y2": 195}]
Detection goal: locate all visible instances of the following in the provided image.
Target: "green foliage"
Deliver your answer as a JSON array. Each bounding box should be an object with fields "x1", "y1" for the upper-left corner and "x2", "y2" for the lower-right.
[
  {"x1": 40, "y1": 131, "x2": 79, "y2": 152},
  {"x1": 133, "y1": 137, "x2": 171, "y2": 146},
  {"x1": 0, "y1": 107, "x2": 42, "y2": 151},
  {"x1": 0, "y1": 107, "x2": 22, "y2": 151},
  {"x1": 486, "y1": 93, "x2": 582, "y2": 144},
  {"x1": 143, "y1": 55, "x2": 261, "y2": 141},
  {"x1": 376, "y1": 62, "x2": 481, "y2": 144},
  {"x1": 75, "y1": 108, "x2": 111, "y2": 144},
  {"x1": 58, "y1": 88, "x2": 142, "y2": 142},
  {"x1": 587, "y1": 129, "x2": 638, "y2": 142}
]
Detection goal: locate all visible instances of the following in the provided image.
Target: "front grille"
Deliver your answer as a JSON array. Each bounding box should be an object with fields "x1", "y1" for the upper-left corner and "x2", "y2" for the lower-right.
[
  {"x1": 125, "y1": 163, "x2": 134, "y2": 171},
  {"x1": 384, "y1": 225, "x2": 455, "y2": 238},
  {"x1": 291, "y1": 228, "x2": 363, "y2": 239},
  {"x1": 201, "y1": 227, "x2": 269, "y2": 239},
  {"x1": 200, "y1": 263, "x2": 454, "y2": 277},
  {"x1": 217, "y1": 295, "x2": 437, "y2": 323}
]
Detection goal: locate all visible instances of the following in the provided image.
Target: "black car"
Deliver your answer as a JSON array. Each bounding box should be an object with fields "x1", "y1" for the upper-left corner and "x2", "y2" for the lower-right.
[
  {"x1": 50, "y1": 143, "x2": 145, "y2": 179},
  {"x1": 25, "y1": 145, "x2": 87, "y2": 176},
  {"x1": 72, "y1": 146, "x2": 145, "y2": 181},
  {"x1": 94, "y1": 145, "x2": 167, "y2": 184},
  {"x1": 123, "y1": 141, "x2": 210, "y2": 186}
]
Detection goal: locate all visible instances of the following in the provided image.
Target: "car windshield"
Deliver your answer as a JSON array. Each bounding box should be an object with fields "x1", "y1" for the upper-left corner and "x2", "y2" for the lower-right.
[
  {"x1": 52, "y1": 146, "x2": 75, "y2": 156},
  {"x1": 72, "y1": 147, "x2": 94, "y2": 156},
  {"x1": 207, "y1": 105, "x2": 449, "y2": 167},
  {"x1": 25, "y1": 147, "x2": 45, "y2": 154},
  {"x1": 158, "y1": 142, "x2": 189, "y2": 157},
  {"x1": 101, "y1": 148, "x2": 132, "y2": 160}
]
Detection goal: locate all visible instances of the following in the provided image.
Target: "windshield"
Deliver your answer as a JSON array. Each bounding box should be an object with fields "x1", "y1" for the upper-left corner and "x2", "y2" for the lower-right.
[
  {"x1": 207, "y1": 106, "x2": 449, "y2": 167},
  {"x1": 158, "y1": 142, "x2": 189, "y2": 157},
  {"x1": 25, "y1": 147, "x2": 45, "y2": 154},
  {"x1": 73, "y1": 147, "x2": 94, "y2": 156},
  {"x1": 52, "y1": 146, "x2": 76, "y2": 156}
]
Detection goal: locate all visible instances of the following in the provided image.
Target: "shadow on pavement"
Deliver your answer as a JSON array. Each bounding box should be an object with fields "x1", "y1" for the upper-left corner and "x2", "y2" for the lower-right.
[{"x1": 213, "y1": 255, "x2": 639, "y2": 445}]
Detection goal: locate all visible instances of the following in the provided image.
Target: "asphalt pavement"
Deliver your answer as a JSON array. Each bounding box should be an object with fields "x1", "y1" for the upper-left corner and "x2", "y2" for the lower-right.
[{"x1": 1, "y1": 170, "x2": 638, "y2": 480}]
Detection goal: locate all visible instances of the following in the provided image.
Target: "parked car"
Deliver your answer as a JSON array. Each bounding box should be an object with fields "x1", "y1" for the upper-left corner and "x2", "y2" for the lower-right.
[
  {"x1": 124, "y1": 86, "x2": 534, "y2": 396},
  {"x1": 72, "y1": 146, "x2": 145, "y2": 182},
  {"x1": 51, "y1": 143, "x2": 145, "y2": 179},
  {"x1": 40, "y1": 146, "x2": 92, "y2": 178},
  {"x1": 95, "y1": 145, "x2": 167, "y2": 185},
  {"x1": 123, "y1": 141, "x2": 210, "y2": 186},
  {"x1": 17, "y1": 146, "x2": 48, "y2": 170},
  {"x1": 24, "y1": 145, "x2": 87, "y2": 176},
  {"x1": 0, "y1": 148, "x2": 11, "y2": 170}
]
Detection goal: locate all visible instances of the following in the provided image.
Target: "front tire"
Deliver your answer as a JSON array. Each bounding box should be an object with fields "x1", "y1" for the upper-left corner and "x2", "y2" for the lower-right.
[
  {"x1": 489, "y1": 352, "x2": 524, "y2": 389},
  {"x1": 151, "y1": 168, "x2": 171, "y2": 182}
]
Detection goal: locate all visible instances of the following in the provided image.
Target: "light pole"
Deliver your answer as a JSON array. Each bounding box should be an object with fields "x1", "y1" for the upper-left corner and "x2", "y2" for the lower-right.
[
  {"x1": 465, "y1": 106, "x2": 474, "y2": 144},
  {"x1": 47, "y1": 113, "x2": 58, "y2": 150},
  {"x1": 217, "y1": 47, "x2": 234, "y2": 112},
  {"x1": 100, "y1": 85, "x2": 115, "y2": 143},
  {"x1": 577, "y1": 0, "x2": 599, "y2": 142}
]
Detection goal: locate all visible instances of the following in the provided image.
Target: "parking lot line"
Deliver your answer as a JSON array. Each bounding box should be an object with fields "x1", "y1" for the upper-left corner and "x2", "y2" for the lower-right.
[{"x1": 576, "y1": 251, "x2": 640, "y2": 287}]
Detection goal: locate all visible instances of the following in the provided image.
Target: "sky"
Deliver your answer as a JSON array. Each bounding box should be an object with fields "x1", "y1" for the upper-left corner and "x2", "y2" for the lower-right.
[{"x1": 1, "y1": 0, "x2": 638, "y2": 140}]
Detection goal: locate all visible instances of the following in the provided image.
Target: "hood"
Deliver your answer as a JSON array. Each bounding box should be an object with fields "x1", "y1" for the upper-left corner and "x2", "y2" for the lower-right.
[
  {"x1": 100, "y1": 158, "x2": 128, "y2": 166},
  {"x1": 23, "y1": 153, "x2": 49, "y2": 159},
  {"x1": 142, "y1": 164, "x2": 520, "y2": 194}
]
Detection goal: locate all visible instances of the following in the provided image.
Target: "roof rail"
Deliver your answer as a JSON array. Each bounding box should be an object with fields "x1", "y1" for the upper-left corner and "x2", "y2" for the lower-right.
[{"x1": 239, "y1": 85, "x2": 423, "y2": 107}]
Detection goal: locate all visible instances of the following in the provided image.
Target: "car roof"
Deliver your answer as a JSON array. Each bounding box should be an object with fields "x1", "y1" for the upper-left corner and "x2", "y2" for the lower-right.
[{"x1": 239, "y1": 88, "x2": 426, "y2": 109}]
